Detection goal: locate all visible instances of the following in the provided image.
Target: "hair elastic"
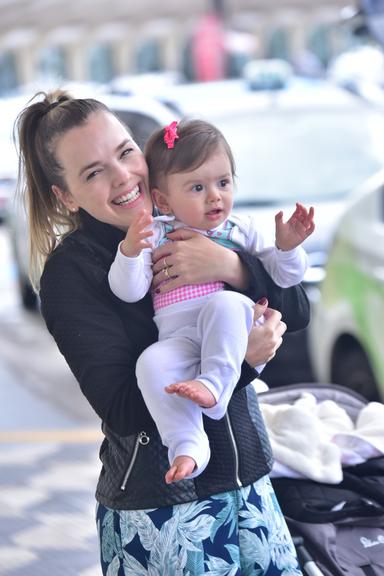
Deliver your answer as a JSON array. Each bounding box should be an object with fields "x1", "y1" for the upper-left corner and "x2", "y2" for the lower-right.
[{"x1": 44, "y1": 100, "x2": 61, "y2": 115}]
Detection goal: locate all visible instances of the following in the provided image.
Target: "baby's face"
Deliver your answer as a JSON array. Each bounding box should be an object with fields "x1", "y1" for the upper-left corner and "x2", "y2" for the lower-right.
[{"x1": 156, "y1": 149, "x2": 234, "y2": 231}]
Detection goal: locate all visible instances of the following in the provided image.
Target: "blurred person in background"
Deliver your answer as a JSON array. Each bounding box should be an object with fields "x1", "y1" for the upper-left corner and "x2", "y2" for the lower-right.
[
  {"x1": 15, "y1": 89, "x2": 307, "y2": 575},
  {"x1": 191, "y1": 10, "x2": 226, "y2": 81},
  {"x1": 108, "y1": 118, "x2": 314, "y2": 485}
]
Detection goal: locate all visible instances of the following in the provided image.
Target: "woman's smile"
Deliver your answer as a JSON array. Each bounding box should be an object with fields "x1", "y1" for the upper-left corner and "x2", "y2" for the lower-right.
[{"x1": 112, "y1": 185, "x2": 141, "y2": 206}]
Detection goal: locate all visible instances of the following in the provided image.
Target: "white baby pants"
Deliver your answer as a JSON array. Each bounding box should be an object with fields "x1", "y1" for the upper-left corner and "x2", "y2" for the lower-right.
[{"x1": 136, "y1": 290, "x2": 258, "y2": 478}]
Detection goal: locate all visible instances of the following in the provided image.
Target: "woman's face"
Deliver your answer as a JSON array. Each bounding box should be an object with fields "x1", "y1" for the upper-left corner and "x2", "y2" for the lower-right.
[{"x1": 52, "y1": 110, "x2": 152, "y2": 230}]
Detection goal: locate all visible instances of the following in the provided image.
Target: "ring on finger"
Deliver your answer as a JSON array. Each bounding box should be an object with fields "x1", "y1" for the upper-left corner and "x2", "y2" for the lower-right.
[
  {"x1": 163, "y1": 257, "x2": 168, "y2": 269},
  {"x1": 164, "y1": 267, "x2": 170, "y2": 279}
]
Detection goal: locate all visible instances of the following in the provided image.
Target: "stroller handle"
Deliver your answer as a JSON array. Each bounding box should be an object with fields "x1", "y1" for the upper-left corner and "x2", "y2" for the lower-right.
[{"x1": 292, "y1": 536, "x2": 326, "y2": 576}]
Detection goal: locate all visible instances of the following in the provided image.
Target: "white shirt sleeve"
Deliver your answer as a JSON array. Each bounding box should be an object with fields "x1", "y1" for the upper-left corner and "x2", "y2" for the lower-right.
[
  {"x1": 260, "y1": 244, "x2": 308, "y2": 288},
  {"x1": 232, "y1": 214, "x2": 308, "y2": 288},
  {"x1": 108, "y1": 244, "x2": 153, "y2": 303}
]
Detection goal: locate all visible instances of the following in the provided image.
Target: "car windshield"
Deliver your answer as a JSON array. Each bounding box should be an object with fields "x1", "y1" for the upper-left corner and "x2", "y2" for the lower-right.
[{"x1": 213, "y1": 109, "x2": 384, "y2": 206}]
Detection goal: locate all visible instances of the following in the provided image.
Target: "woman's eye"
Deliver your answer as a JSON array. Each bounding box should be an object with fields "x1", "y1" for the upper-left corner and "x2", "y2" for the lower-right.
[
  {"x1": 121, "y1": 147, "x2": 133, "y2": 158},
  {"x1": 86, "y1": 170, "x2": 100, "y2": 181}
]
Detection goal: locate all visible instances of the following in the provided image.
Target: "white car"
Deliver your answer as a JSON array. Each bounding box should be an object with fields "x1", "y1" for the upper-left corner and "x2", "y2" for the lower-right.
[
  {"x1": 308, "y1": 170, "x2": 384, "y2": 401},
  {"x1": 6, "y1": 73, "x2": 384, "y2": 404},
  {"x1": 4, "y1": 88, "x2": 176, "y2": 309},
  {"x1": 155, "y1": 74, "x2": 384, "y2": 299},
  {"x1": 145, "y1": 74, "x2": 384, "y2": 385}
]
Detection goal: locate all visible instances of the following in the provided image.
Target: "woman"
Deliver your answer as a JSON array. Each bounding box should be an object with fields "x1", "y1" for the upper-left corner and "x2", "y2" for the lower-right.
[{"x1": 16, "y1": 89, "x2": 307, "y2": 575}]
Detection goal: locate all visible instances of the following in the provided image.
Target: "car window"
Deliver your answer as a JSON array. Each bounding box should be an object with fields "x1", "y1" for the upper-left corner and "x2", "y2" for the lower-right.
[
  {"x1": 212, "y1": 109, "x2": 384, "y2": 206},
  {"x1": 112, "y1": 109, "x2": 161, "y2": 150}
]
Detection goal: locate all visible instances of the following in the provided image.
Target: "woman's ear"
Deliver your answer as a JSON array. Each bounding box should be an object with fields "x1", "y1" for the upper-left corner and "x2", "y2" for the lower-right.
[
  {"x1": 52, "y1": 185, "x2": 79, "y2": 213},
  {"x1": 152, "y1": 188, "x2": 172, "y2": 215}
]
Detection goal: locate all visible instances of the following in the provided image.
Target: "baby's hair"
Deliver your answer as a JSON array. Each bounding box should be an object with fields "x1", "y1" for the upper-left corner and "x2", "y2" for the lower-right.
[{"x1": 144, "y1": 118, "x2": 235, "y2": 190}]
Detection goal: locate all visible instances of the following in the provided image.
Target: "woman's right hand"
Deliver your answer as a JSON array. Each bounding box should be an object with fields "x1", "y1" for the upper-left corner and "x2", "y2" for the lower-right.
[
  {"x1": 151, "y1": 228, "x2": 248, "y2": 292},
  {"x1": 245, "y1": 301, "x2": 287, "y2": 368}
]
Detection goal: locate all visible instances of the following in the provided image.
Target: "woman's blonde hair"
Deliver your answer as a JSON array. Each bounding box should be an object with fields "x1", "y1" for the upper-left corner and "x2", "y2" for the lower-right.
[{"x1": 15, "y1": 90, "x2": 111, "y2": 290}]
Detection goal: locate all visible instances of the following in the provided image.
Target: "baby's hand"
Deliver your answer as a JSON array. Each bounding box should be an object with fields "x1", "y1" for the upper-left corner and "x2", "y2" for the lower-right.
[
  {"x1": 120, "y1": 209, "x2": 153, "y2": 257},
  {"x1": 275, "y1": 203, "x2": 315, "y2": 251}
]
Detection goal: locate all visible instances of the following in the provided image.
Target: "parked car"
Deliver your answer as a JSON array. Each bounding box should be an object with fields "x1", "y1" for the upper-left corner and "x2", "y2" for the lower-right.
[
  {"x1": 152, "y1": 75, "x2": 384, "y2": 386},
  {"x1": 8, "y1": 74, "x2": 384, "y2": 388},
  {"x1": 4, "y1": 88, "x2": 176, "y2": 310},
  {"x1": 0, "y1": 97, "x2": 19, "y2": 222},
  {"x1": 155, "y1": 74, "x2": 384, "y2": 296},
  {"x1": 308, "y1": 170, "x2": 384, "y2": 401}
]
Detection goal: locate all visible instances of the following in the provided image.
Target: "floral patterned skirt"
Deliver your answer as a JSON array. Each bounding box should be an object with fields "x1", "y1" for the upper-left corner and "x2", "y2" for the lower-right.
[{"x1": 96, "y1": 475, "x2": 302, "y2": 575}]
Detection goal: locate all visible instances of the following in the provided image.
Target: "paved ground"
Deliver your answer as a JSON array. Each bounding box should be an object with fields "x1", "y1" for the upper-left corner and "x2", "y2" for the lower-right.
[{"x1": 0, "y1": 361, "x2": 103, "y2": 576}]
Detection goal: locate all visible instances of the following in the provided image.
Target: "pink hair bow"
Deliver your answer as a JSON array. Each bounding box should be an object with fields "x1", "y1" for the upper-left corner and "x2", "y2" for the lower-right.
[{"x1": 164, "y1": 121, "x2": 179, "y2": 149}]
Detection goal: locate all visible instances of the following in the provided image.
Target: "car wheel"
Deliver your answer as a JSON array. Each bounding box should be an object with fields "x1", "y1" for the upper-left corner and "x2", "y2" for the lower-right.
[
  {"x1": 19, "y1": 276, "x2": 38, "y2": 311},
  {"x1": 331, "y1": 339, "x2": 379, "y2": 401}
]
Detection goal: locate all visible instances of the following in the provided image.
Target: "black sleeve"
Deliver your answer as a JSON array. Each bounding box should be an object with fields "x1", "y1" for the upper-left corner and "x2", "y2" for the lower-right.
[
  {"x1": 40, "y1": 249, "x2": 157, "y2": 437},
  {"x1": 40, "y1": 245, "x2": 309, "y2": 433},
  {"x1": 234, "y1": 250, "x2": 310, "y2": 390},
  {"x1": 237, "y1": 250, "x2": 310, "y2": 332}
]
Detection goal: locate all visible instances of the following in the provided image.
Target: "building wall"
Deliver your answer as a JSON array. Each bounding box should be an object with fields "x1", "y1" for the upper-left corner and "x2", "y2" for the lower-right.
[{"x1": 0, "y1": 0, "x2": 358, "y2": 92}]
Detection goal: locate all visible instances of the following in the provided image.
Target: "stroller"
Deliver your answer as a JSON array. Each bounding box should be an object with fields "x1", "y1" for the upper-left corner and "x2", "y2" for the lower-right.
[{"x1": 257, "y1": 383, "x2": 384, "y2": 576}]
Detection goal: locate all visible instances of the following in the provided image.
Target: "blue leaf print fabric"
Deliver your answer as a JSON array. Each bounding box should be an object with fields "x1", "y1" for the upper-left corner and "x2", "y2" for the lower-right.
[{"x1": 96, "y1": 475, "x2": 302, "y2": 575}]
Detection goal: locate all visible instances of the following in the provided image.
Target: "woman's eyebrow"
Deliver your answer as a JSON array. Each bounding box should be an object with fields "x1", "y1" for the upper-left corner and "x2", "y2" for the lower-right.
[
  {"x1": 78, "y1": 139, "x2": 132, "y2": 176},
  {"x1": 79, "y1": 160, "x2": 100, "y2": 177},
  {"x1": 116, "y1": 138, "x2": 131, "y2": 152}
]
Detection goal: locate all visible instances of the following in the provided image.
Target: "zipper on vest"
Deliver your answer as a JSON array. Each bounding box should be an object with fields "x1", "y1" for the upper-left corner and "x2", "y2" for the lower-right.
[
  {"x1": 225, "y1": 413, "x2": 242, "y2": 487},
  {"x1": 120, "y1": 431, "x2": 150, "y2": 491}
]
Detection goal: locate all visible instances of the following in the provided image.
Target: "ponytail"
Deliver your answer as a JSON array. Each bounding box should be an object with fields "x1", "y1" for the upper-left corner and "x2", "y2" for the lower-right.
[{"x1": 15, "y1": 90, "x2": 109, "y2": 290}]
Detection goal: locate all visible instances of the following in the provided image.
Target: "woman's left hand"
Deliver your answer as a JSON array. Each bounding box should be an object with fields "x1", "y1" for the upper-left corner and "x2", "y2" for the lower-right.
[
  {"x1": 245, "y1": 304, "x2": 287, "y2": 368},
  {"x1": 152, "y1": 228, "x2": 247, "y2": 292}
]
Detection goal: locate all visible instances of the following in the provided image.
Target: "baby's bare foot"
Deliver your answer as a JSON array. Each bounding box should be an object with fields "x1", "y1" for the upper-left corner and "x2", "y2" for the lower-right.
[
  {"x1": 165, "y1": 455, "x2": 196, "y2": 484},
  {"x1": 165, "y1": 380, "x2": 216, "y2": 408}
]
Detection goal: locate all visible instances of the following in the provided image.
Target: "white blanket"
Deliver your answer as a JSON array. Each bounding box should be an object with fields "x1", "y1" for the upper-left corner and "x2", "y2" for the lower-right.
[{"x1": 260, "y1": 393, "x2": 384, "y2": 484}]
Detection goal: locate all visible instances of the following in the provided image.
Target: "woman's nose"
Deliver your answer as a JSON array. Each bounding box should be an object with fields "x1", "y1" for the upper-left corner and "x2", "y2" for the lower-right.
[{"x1": 112, "y1": 162, "x2": 129, "y2": 187}]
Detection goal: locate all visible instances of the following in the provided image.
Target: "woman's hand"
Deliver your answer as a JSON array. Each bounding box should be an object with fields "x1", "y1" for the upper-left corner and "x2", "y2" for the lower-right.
[
  {"x1": 245, "y1": 301, "x2": 287, "y2": 368},
  {"x1": 152, "y1": 228, "x2": 248, "y2": 292}
]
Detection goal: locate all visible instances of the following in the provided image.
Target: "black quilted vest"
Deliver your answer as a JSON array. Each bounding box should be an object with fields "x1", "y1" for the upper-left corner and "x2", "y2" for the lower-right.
[{"x1": 96, "y1": 384, "x2": 273, "y2": 509}]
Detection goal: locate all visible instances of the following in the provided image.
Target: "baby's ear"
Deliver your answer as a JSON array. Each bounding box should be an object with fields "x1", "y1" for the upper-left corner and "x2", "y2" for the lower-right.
[{"x1": 151, "y1": 188, "x2": 172, "y2": 215}]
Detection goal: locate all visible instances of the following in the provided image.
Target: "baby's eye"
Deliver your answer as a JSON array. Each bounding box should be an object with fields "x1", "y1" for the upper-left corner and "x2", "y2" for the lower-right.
[
  {"x1": 219, "y1": 178, "x2": 231, "y2": 188},
  {"x1": 192, "y1": 184, "x2": 203, "y2": 192}
]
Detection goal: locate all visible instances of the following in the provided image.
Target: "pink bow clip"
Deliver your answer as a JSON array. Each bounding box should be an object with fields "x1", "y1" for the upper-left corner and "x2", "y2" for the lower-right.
[{"x1": 164, "y1": 121, "x2": 179, "y2": 149}]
